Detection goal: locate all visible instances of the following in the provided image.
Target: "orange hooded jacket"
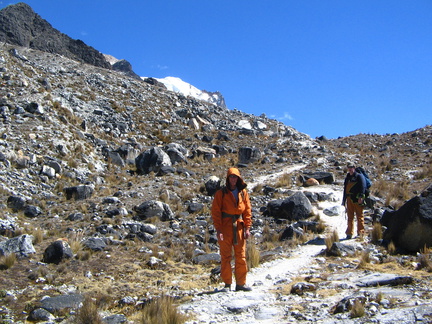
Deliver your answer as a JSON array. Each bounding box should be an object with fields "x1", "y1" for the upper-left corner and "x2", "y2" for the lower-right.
[{"x1": 211, "y1": 167, "x2": 252, "y2": 233}]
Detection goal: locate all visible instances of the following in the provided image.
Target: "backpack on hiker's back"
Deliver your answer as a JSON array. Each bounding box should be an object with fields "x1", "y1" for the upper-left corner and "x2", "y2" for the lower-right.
[{"x1": 355, "y1": 166, "x2": 372, "y2": 196}]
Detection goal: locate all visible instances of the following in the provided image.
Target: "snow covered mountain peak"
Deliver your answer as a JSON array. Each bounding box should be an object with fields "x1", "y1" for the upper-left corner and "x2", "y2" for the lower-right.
[{"x1": 143, "y1": 76, "x2": 226, "y2": 108}]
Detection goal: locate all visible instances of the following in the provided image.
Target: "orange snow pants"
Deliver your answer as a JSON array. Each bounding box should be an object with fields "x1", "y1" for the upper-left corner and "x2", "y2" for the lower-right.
[
  {"x1": 346, "y1": 197, "x2": 365, "y2": 236},
  {"x1": 218, "y1": 223, "x2": 247, "y2": 286}
]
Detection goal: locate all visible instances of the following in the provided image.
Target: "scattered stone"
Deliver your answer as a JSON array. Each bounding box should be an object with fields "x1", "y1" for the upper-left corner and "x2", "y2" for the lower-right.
[
  {"x1": 39, "y1": 294, "x2": 84, "y2": 314},
  {"x1": 266, "y1": 191, "x2": 313, "y2": 220},
  {"x1": 64, "y1": 185, "x2": 94, "y2": 200},
  {"x1": 0, "y1": 234, "x2": 35, "y2": 257},
  {"x1": 43, "y1": 239, "x2": 73, "y2": 264},
  {"x1": 355, "y1": 272, "x2": 413, "y2": 287}
]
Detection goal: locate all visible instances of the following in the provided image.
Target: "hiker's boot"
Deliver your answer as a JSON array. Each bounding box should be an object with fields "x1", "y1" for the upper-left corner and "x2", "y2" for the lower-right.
[
  {"x1": 235, "y1": 284, "x2": 252, "y2": 292},
  {"x1": 220, "y1": 283, "x2": 231, "y2": 292}
]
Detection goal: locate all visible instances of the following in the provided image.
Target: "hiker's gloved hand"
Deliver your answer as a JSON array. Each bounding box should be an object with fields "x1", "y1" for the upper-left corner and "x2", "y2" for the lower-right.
[{"x1": 217, "y1": 231, "x2": 224, "y2": 241}]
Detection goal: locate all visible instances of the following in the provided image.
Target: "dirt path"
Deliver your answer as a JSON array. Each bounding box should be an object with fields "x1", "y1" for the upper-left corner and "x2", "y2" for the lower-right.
[
  {"x1": 247, "y1": 164, "x2": 306, "y2": 189},
  {"x1": 180, "y1": 184, "x2": 347, "y2": 323}
]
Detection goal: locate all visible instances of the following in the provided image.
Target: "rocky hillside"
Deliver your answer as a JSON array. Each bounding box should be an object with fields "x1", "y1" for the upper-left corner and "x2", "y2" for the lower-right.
[{"x1": 0, "y1": 2, "x2": 432, "y2": 324}]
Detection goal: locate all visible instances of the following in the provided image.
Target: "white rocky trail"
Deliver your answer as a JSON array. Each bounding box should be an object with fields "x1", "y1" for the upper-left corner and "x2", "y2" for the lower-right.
[{"x1": 180, "y1": 183, "x2": 347, "y2": 323}]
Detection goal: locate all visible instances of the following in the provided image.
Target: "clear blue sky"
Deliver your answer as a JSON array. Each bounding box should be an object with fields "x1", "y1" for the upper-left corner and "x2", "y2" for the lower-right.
[{"x1": 2, "y1": 1, "x2": 431, "y2": 138}]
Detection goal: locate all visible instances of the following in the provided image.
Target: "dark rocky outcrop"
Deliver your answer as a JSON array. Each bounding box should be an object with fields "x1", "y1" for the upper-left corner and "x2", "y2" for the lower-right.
[
  {"x1": 6, "y1": 195, "x2": 26, "y2": 211},
  {"x1": 0, "y1": 3, "x2": 111, "y2": 69},
  {"x1": 83, "y1": 237, "x2": 107, "y2": 251},
  {"x1": 112, "y1": 59, "x2": 141, "y2": 80},
  {"x1": 64, "y1": 185, "x2": 94, "y2": 201},
  {"x1": 135, "y1": 147, "x2": 172, "y2": 175},
  {"x1": 238, "y1": 147, "x2": 262, "y2": 165},
  {"x1": 27, "y1": 308, "x2": 55, "y2": 322},
  {"x1": 265, "y1": 192, "x2": 313, "y2": 220},
  {"x1": 381, "y1": 183, "x2": 432, "y2": 252},
  {"x1": 205, "y1": 176, "x2": 221, "y2": 196},
  {"x1": 142, "y1": 77, "x2": 167, "y2": 89},
  {"x1": 327, "y1": 242, "x2": 356, "y2": 257},
  {"x1": 133, "y1": 200, "x2": 174, "y2": 221},
  {"x1": 42, "y1": 239, "x2": 73, "y2": 264}
]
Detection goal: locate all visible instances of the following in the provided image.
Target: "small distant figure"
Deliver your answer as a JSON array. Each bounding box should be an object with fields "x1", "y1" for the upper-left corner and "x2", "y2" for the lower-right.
[
  {"x1": 342, "y1": 162, "x2": 366, "y2": 239},
  {"x1": 211, "y1": 167, "x2": 253, "y2": 292}
]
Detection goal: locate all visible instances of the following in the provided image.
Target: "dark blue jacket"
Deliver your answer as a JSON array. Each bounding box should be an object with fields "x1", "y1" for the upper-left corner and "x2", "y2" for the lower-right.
[{"x1": 342, "y1": 171, "x2": 366, "y2": 205}]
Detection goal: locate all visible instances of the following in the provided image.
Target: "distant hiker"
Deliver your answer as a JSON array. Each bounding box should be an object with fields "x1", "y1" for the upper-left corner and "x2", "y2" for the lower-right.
[
  {"x1": 211, "y1": 167, "x2": 253, "y2": 292},
  {"x1": 342, "y1": 162, "x2": 366, "y2": 239}
]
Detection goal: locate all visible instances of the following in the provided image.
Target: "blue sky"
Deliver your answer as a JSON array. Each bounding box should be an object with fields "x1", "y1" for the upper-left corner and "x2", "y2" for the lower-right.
[{"x1": 2, "y1": 1, "x2": 431, "y2": 138}]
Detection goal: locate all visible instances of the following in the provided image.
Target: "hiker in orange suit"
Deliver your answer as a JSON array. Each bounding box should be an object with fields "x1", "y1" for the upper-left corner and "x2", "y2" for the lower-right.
[{"x1": 211, "y1": 167, "x2": 253, "y2": 292}]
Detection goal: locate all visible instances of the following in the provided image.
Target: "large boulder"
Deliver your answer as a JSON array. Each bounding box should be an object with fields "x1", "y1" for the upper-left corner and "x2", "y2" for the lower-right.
[
  {"x1": 134, "y1": 200, "x2": 174, "y2": 221},
  {"x1": 191, "y1": 146, "x2": 216, "y2": 161},
  {"x1": 205, "y1": 176, "x2": 221, "y2": 196},
  {"x1": 135, "y1": 147, "x2": 172, "y2": 175},
  {"x1": 165, "y1": 143, "x2": 188, "y2": 165},
  {"x1": 43, "y1": 239, "x2": 73, "y2": 264},
  {"x1": 0, "y1": 234, "x2": 35, "y2": 257},
  {"x1": 39, "y1": 294, "x2": 84, "y2": 314},
  {"x1": 64, "y1": 185, "x2": 94, "y2": 201},
  {"x1": 83, "y1": 237, "x2": 107, "y2": 251},
  {"x1": 265, "y1": 191, "x2": 313, "y2": 220},
  {"x1": 6, "y1": 195, "x2": 27, "y2": 211},
  {"x1": 381, "y1": 183, "x2": 432, "y2": 252},
  {"x1": 238, "y1": 147, "x2": 261, "y2": 164}
]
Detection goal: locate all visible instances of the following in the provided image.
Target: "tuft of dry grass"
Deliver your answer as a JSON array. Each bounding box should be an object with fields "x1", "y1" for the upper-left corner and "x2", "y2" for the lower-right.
[
  {"x1": 371, "y1": 222, "x2": 383, "y2": 244},
  {"x1": 387, "y1": 241, "x2": 396, "y2": 255},
  {"x1": 261, "y1": 223, "x2": 280, "y2": 245},
  {"x1": 69, "y1": 232, "x2": 84, "y2": 254},
  {"x1": 316, "y1": 218, "x2": 326, "y2": 234},
  {"x1": 31, "y1": 227, "x2": 44, "y2": 244},
  {"x1": 252, "y1": 183, "x2": 264, "y2": 194},
  {"x1": 275, "y1": 173, "x2": 292, "y2": 188},
  {"x1": 75, "y1": 296, "x2": 103, "y2": 324},
  {"x1": 371, "y1": 178, "x2": 408, "y2": 202},
  {"x1": 247, "y1": 241, "x2": 260, "y2": 269},
  {"x1": 0, "y1": 253, "x2": 16, "y2": 270},
  {"x1": 325, "y1": 229, "x2": 339, "y2": 251},
  {"x1": 417, "y1": 246, "x2": 432, "y2": 272},
  {"x1": 139, "y1": 295, "x2": 188, "y2": 324},
  {"x1": 357, "y1": 251, "x2": 371, "y2": 269},
  {"x1": 413, "y1": 163, "x2": 432, "y2": 180},
  {"x1": 350, "y1": 299, "x2": 365, "y2": 318}
]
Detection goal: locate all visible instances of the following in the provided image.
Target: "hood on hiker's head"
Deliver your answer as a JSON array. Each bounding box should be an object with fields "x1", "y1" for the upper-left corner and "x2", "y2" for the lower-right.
[{"x1": 226, "y1": 167, "x2": 247, "y2": 190}]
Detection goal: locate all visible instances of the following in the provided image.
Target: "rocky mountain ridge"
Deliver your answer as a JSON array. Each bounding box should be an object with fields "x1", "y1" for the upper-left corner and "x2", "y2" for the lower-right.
[
  {"x1": 0, "y1": 2, "x2": 111, "y2": 70},
  {"x1": 0, "y1": 2, "x2": 431, "y2": 324}
]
